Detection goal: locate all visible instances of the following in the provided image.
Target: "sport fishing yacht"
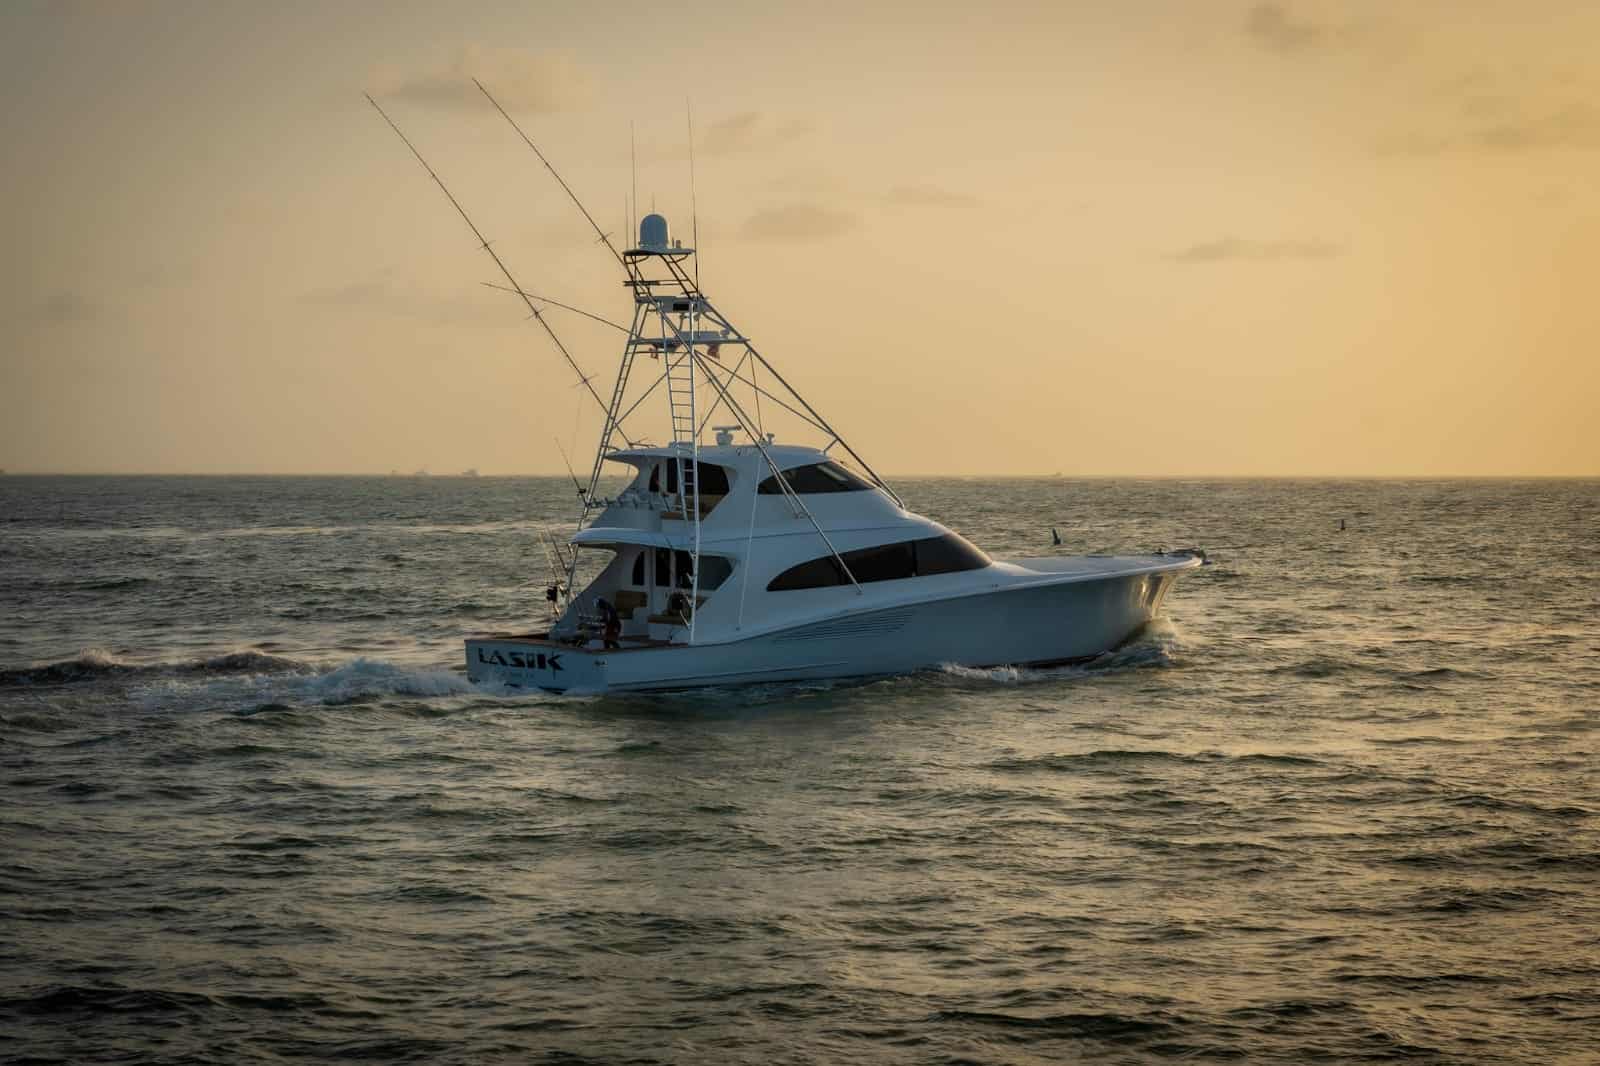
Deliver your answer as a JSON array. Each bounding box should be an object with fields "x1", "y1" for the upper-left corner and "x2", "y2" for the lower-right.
[
  {"x1": 365, "y1": 88, "x2": 1198, "y2": 694},
  {"x1": 461, "y1": 214, "x2": 1200, "y2": 692}
]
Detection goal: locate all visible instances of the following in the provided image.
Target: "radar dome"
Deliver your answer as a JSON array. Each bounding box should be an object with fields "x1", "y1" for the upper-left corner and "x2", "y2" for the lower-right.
[{"x1": 639, "y1": 213, "x2": 670, "y2": 251}]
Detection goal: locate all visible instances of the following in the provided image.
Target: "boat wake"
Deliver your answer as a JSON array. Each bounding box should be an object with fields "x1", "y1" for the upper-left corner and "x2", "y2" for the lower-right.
[
  {"x1": 0, "y1": 648, "x2": 480, "y2": 713},
  {"x1": 0, "y1": 648, "x2": 310, "y2": 688},
  {"x1": 132, "y1": 657, "x2": 477, "y2": 712}
]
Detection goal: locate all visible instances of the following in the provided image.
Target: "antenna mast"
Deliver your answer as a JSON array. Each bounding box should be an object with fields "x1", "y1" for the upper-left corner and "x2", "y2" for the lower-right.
[
  {"x1": 687, "y1": 101, "x2": 700, "y2": 290},
  {"x1": 363, "y1": 93, "x2": 624, "y2": 441}
]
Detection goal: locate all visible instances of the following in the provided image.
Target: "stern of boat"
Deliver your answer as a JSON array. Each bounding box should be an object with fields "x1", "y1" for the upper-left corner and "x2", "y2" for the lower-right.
[{"x1": 465, "y1": 636, "x2": 607, "y2": 692}]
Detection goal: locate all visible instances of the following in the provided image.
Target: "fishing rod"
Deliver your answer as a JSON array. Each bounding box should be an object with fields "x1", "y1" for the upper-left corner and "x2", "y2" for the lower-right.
[
  {"x1": 531, "y1": 524, "x2": 565, "y2": 614},
  {"x1": 363, "y1": 92, "x2": 627, "y2": 442},
  {"x1": 553, "y1": 436, "x2": 586, "y2": 497}
]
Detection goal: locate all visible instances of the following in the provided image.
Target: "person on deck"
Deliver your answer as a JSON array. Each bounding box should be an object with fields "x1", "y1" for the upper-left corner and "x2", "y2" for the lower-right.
[{"x1": 595, "y1": 597, "x2": 621, "y2": 650}]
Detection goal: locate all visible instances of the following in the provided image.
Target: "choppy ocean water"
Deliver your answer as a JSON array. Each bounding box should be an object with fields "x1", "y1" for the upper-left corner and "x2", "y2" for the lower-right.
[{"x1": 1, "y1": 475, "x2": 1597, "y2": 1064}]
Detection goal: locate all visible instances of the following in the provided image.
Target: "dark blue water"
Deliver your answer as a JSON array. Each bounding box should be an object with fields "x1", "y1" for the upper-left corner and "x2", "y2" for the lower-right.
[{"x1": 2, "y1": 476, "x2": 1597, "y2": 1063}]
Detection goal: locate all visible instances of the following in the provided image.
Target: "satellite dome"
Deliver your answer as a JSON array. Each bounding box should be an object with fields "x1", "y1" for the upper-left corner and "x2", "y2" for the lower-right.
[{"x1": 639, "y1": 213, "x2": 670, "y2": 251}]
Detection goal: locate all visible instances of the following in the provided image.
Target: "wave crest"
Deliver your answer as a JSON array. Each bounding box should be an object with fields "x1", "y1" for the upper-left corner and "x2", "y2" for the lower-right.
[{"x1": 0, "y1": 648, "x2": 313, "y2": 688}]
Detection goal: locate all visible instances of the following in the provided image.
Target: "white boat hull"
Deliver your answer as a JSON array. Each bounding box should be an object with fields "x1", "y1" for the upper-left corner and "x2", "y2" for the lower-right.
[{"x1": 465, "y1": 555, "x2": 1195, "y2": 693}]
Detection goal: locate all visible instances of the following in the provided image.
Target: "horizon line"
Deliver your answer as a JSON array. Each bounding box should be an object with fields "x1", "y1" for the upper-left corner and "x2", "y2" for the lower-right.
[{"x1": 2, "y1": 470, "x2": 1596, "y2": 481}]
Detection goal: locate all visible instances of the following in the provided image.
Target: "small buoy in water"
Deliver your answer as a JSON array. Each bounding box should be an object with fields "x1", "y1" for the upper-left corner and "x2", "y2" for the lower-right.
[
  {"x1": 1051, "y1": 527, "x2": 1062, "y2": 546},
  {"x1": 1339, "y1": 518, "x2": 1346, "y2": 531}
]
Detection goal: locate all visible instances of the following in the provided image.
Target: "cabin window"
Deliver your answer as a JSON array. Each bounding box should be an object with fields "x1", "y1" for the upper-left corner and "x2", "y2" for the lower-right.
[
  {"x1": 766, "y1": 534, "x2": 990, "y2": 592},
  {"x1": 844, "y1": 540, "x2": 916, "y2": 584},
  {"x1": 757, "y1": 461, "x2": 874, "y2": 495},
  {"x1": 631, "y1": 551, "x2": 646, "y2": 587},
  {"x1": 692, "y1": 462, "x2": 730, "y2": 496},
  {"x1": 672, "y1": 549, "x2": 695, "y2": 589},
  {"x1": 912, "y1": 531, "x2": 991, "y2": 575},
  {"x1": 652, "y1": 459, "x2": 728, "y2": 497},
  {"x1": 767, "y1": 555, "x2": 847, "y2": 592},
  {"x1": 644, "y1": 549, "x2": 734, "y2": 591},
  {"x1": 699, "y1": 554, "x2": 733, "y2": 591}
]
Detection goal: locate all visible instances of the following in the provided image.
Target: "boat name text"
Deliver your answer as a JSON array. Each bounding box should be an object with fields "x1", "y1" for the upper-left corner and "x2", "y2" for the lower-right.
[{"x1": 476, "y1": 648, "x2": 563, "y2": 671}]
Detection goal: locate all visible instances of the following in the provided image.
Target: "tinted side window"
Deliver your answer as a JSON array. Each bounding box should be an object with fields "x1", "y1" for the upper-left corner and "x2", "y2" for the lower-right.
[
  {"x1": 652, "y1": 459, "x2": 727, "y2": 496},
  {"x1": 767, "y1": 533, "x2": 990, "y2": 592},
  {"x1": 695, "y1": 462, "x2": 730, "y2": 496},
  {"x1": 654, "y1": 547, "x2": 671, "y2": 587},
  {"x1": 758, "y1": 462, "x2": 874, "y2": 495},
  {"x1": 631, "y1": 551, "x2": 646, "y2": 586},
  {"x1": 697, "y1": 555, "x2": 733, "y2": 591},
  {"x1": 914, "y1": 533, "x2": 991, "y2": 575},
  {"x1": 767, "y1": 555, "x2": 848, "y2": 592},
  {"x1": 845, "y1": 541, "x2": 916, "y2": 583}
]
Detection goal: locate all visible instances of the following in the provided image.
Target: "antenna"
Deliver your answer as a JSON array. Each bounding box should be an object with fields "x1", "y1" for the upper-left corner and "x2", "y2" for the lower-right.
[
  {"x1": 472, "y1": 79, "x2": 624, "y2": 268},
  {"x1": 363, "y1": 92, "x2": 627, "y2": 442},
  {"x1": 687, "y1": 100, "x2": 700, "y2": 290},
  {"x1": 630, "y1": 121, "x2": 638, "y2": 238}
]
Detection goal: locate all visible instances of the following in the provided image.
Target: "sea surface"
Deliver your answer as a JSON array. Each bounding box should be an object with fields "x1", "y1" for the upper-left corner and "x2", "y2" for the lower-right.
[{"x1": 1, "y1": 475, "x2": 1597, "y2": 1064}]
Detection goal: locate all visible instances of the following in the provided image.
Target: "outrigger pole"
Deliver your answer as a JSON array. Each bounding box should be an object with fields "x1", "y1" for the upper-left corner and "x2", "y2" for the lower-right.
[
  {"x1": 363, "y1": 92, "x2": 625, "y2": 445},
  {"x1": 478, "y1": 283, "x2": 629, "y2": 333}
]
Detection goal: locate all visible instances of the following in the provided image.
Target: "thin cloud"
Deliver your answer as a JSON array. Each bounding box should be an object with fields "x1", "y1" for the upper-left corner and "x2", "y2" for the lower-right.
[
  {"x1": 703, "y1": 111, "x2": 762, "y2": 153},
  {"x1": 20, "y1": 290, "x2": 104, "y2": 325},
  {"x1": 741, "y1": 204, "x2": 858, "y2": 241},
  {"x1": 302, "y1": 276, "x2": 509, "y2": 326},
  {"x1": 1476, "y1": 104, "x2": 1600, "y2": 151},
  {"x1": 1243, "y1": 3, "x2": 1390, "y2": 57},
  {"x1": 885, "y1": 184, "x2": 980, "y2": 208},
  {"x1": 1245, "y1": 3, "x2": 1328, "y2": 52},
  {"x1": 1169, "y1": 238, "x2": 1342, "y2": 264},
  {"x1": 700, "y1": 111, "x2": 814, "y2": 156},
  {"x1": 1379, "y1": 101, "x2": 1600, "y2": 157},
  {"x1": 374, "y1": 48, "x2": 586, "y2": 113}
]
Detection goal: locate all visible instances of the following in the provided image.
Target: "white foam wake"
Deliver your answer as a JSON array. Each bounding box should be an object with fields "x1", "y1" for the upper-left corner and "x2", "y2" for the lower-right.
[
  {"x1": 131, "y1": 656, "x2": 476, "y2": 712},
  {"x1": 300, "y1": 658, "x2": 474, "y2": 702}
]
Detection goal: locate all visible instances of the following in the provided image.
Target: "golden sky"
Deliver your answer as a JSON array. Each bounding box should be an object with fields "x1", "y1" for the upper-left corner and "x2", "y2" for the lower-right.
[{"x1": 3, "y1": 1, "x2": 1597, "y2": 475}]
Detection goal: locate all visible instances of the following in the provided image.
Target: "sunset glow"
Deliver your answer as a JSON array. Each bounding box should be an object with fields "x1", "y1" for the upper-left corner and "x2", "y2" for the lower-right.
[{"x1": 4, "y1": 1, "x2": 1597, "y2": 476}]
